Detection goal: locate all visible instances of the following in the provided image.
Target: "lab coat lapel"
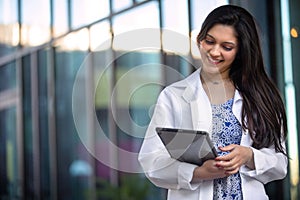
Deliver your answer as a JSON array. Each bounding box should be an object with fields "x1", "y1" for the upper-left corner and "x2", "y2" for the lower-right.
[
  {"x1": 190, "y1": 95, "x2": 212, "y2": 132},
  {"x1": 190, "y1": 100, "x2": 202, "y2": 130},
  {"x1": 181, "y1": 70, "x2": 212, "y2": 132},
  {"x1": 232, "y1": 90, "x2": 243, "y2": 124},
  {"x1": 181, "y1": 73, "x2": 201, "y2": 130}
]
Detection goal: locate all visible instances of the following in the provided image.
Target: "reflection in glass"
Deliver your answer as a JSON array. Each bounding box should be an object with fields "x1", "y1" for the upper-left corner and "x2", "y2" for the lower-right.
[
  {"x1": 162, "y1": 0, "x2": 189, "y2": 34},
  {"x1": 113, "y1": 1, "x2": 159, "y2": 35},
  {"x1": 112, "y1": 0, "x2": 132, "y2": 12},
  {"x1": 90, "y1": 21, "x2": 111, "y2": 51},
  {"x1": 21, "y1": 0, "x2": 51, "y2": 46},
  {"x1": 112, "y1": 2, "x2": 160, "y2": 50},
  {"x1": 161, "y1": 0, "x2": 189, "y2": 54},
  {"x1": 53, "y1": 0, "x2": 69, "y2": 37},
  {"x1": 71, "y1": 0, "x2": 110, "y2": 29},
  {"x1": 0, "y1": 0, "x2": 18, "y2": 26},
  {"x1": 54, "y1": 28, "x2": 89, "y2": 51},
  {"x1": 0, "y1": 0, "x2": 18, "y2": 56}
]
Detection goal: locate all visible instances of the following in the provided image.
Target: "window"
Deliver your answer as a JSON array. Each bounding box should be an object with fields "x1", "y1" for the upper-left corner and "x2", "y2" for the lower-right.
[
  {"x1": 53, "y1": 0, "x2": 69, "y2": 37},
  {"x1": 71, "y1": 0, "x2": 110, "y2": 29},
  {"x1": 0, "y1": 0, "x2": 18, "y2": 57},
  {"x1": 21, "y1": 0, "x2": 51, "y2": 46}
]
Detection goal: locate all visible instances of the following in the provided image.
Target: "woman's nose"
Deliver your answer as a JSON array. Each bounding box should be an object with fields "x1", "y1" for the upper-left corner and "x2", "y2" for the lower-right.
[{"x1": 209, "y1": 45, "x2": 221, "y2": 56}]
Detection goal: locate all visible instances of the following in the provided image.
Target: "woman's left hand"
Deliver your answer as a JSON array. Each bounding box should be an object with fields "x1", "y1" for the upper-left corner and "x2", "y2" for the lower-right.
[{"x1": 215, "y1": 144, "x2": 254, "y2": 175}]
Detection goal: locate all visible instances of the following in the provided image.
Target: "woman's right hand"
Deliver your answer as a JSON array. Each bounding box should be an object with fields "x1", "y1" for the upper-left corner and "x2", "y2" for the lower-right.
[{"x1": 192, "y1": 160, "x2": 227, "y2": 182}]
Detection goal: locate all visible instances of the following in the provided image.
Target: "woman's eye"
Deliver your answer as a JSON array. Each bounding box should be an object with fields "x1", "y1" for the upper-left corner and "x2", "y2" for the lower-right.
[
  {"x1": 205, "y1": 40, "x2": 214, "y2": 45},
  {"x1": 223, "y1": 46, "x2": 233, "y2": 51}
]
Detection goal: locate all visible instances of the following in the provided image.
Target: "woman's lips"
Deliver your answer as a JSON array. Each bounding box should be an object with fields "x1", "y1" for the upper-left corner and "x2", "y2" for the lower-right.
[{"x1": 207, "y1": 56, "x2": 223, "y2": 65}]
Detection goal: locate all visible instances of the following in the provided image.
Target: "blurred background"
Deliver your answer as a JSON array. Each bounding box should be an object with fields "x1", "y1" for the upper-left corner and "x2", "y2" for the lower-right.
[{"x1": 0, "y1": 0, "x2": 299, "y2": 199}]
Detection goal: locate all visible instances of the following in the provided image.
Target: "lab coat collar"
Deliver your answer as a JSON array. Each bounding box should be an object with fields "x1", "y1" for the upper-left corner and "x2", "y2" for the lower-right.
[{"x1": 171, "y1": 69, "x2": 201, "y2": 103}]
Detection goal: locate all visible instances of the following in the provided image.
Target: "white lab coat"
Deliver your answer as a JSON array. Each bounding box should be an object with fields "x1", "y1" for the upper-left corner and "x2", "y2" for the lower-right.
[{"x1": 138, "y1": 69, "x2": 287, "y2": 200}]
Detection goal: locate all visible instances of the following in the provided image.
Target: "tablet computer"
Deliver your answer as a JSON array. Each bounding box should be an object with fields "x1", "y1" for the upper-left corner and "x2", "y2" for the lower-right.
[{"x1": 156, "y1": 127, "x2": 218, "y2": 166}]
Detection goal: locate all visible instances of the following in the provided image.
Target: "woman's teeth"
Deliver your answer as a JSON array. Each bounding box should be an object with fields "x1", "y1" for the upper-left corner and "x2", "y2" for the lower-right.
[{"x1": 208, "y1": 56, "x2": 222, "y2": 64}]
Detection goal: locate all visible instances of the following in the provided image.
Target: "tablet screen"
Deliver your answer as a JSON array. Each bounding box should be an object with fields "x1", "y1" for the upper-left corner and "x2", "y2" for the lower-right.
[{"x1": 156, "y1": 127, "x2": 218, "y2": 166}]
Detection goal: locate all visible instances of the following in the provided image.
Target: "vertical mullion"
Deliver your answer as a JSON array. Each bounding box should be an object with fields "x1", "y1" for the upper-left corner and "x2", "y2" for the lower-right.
[
  {"x1": 280, "y1": 0, "x2": 299, "y2": 199},
  {"x1": 158, "y1": 0, "x2": 167, "y2": 86},
  {"x1": 68, "y1": 0, "x2": 72, "y2": 30},
  {"x1": 85, "y1": 42, "x2": 96, "y2": 199},
  {"x1": 108, "y1": 0, "x2": 120, "y2": 186},
  {"x1": 16, "y1": 58, "x2": 24, "y2": 199},
  {"x1": 187, "y1": 0, "x2": 194, "y2": 75},
  {"x1": 47, "y1": 47, "x2": 58, "y2": 200},
  {"x1": 17, "y1": 0, "x2": 22, "y2": 47},
  {"x1": 30, "y1": 52, "x2": 41, "y2": 199},
  {"x1": 50, "y1": 0, "x2": 54, "y2": 39}
]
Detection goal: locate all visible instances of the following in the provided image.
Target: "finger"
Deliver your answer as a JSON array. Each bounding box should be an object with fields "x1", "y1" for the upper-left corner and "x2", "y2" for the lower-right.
[
  {"x1": 222, "y1": 162, "x2": 239, "y2": 171},
  {"x1": 223, "y1": 162, "x2": 240, "y2": 174},
  {"x1": 217, "y1": 157, "x2": 243, "y2": 169},
  {"x1": 215, "y1": 160, "x2": 232, "y2": 169},
  {"x1": 215, "y1": 153, "x2": 234, "y2": 161},
  {"x1": 225, "y1": 168, "x2": 240, "y2": 175},
  {"x1": 219, "y1": 144, "x2": 237, "y2": 152}
]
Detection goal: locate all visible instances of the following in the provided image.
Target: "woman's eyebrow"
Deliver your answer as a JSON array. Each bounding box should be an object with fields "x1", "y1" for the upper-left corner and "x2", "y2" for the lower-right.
[
  {"x1": 223, "y1": 41, "x2": 237, "y2": 46},
  {"x1": 206, "y1": 33, "x2": 237, "y2": 46},
  {"x1": 206, "y1": 34, "x2": 214, "y2": 39}
]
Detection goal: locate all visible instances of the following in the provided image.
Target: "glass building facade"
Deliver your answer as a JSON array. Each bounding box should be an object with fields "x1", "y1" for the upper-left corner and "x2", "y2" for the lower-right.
[{"x1": 0, "y1": 0, "x2": 299, "y2": 199}]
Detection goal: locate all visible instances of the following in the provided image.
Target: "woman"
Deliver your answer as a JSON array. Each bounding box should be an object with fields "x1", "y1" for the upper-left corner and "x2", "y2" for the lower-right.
[{"x1": 138, "y1": 5, "x2": 288, "y2": 200}]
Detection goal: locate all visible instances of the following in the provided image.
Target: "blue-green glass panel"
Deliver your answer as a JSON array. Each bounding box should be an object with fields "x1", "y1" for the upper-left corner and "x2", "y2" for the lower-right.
[
  {"x1": 0, "y1": 62, "x2": 16, "y2": 92},
  {"x1": 38, "y1": 49, "x2": 50, "y2": 199},
  {"x1": 0, "y1": 106, "x2": 17, "y2": 199},
  {"x1": 54, "y1": 47, "x2": 91, "y2": 199}
]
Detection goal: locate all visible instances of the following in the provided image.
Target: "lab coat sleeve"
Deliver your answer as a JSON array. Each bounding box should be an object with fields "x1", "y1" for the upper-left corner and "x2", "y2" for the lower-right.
[
  {"x1": 234, "y1": 95, "x2": 288, "y2": 184},
  {"x1": 138, "y1": 88, "x2": 201, "y2": 190},
  {"x1": 240, "y1": 142, "x2": 288, "y2": 184}
]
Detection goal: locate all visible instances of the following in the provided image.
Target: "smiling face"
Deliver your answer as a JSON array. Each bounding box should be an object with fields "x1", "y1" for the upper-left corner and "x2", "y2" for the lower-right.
[{"x1": 199, "y1": 24, "x2": 238, "y2": 79}]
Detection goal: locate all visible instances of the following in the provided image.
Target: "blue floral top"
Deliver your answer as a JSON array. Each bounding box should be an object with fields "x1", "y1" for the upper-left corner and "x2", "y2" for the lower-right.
[{"x1": 211, "y1": 98, "x2": 243, "y2": 200}]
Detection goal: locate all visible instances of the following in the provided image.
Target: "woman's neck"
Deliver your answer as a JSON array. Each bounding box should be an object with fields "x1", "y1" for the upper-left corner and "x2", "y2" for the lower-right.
[
  {"x1": 200, "y1": 72, "x2": 235, "y2": 104},
  {"x1": 200, "y1": 72, "x2": 231, "y2": 85}
]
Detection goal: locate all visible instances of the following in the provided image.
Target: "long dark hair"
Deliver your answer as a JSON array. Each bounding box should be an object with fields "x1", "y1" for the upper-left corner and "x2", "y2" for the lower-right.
[{"x1": 197, "y1": 5, "x2": 287, "y2": 155}]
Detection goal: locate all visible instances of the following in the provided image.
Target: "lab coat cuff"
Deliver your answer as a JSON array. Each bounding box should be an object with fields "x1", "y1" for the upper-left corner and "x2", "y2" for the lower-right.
[
  {"x1": 178, "y1": 162, "x2": 200, "y2": 190},
  {"x1": 239, "y1": 147, "x2": 258, "y2": 175},
  {"x1": 240, "y1": 147, "x2": 271, "y2": 177}
]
